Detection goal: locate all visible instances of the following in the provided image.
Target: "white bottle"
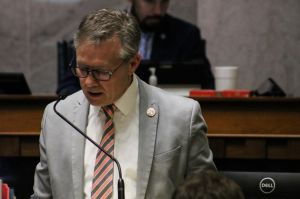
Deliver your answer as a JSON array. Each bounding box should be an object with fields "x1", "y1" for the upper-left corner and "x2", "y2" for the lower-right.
[{"x1": 148, "y1": 67, "x2": 158, "y2": 86}]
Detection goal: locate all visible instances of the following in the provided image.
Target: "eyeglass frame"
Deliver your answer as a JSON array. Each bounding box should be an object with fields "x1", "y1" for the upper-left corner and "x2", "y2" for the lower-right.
[{"x1": 70, "y1": 56, "x2": 125, "y2": 81}]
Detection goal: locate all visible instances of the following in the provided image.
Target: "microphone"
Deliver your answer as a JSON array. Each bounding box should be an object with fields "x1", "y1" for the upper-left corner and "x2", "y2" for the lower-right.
[{"x1": 53, "y1": 96, "x2": 125, "y2": 199}]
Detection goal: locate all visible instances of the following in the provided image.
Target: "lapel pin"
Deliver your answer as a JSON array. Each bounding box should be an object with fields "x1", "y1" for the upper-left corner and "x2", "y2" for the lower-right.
[{"x1": 146, "y1": 107, "x2": 156, "y2": 117}]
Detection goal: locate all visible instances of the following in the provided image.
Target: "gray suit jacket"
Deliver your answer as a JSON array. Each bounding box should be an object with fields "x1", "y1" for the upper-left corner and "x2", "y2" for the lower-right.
[{"x1": 33, "y1": 78, "x2": 216, "y2": 199}]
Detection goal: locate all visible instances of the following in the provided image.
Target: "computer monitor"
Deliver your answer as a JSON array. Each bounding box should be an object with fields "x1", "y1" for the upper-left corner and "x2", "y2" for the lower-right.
[
  {"x1": 0, "y1": 73, "x2": 31, "y2": 94},
  {"x1": 135, "y1": 60, "x2": 212, "y2": 86},
  {"x1": 221, "y1": 171, "x2": 300, "y2": 199}
]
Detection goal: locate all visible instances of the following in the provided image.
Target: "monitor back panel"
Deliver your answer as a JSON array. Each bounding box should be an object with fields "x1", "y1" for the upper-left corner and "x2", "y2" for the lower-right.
[
  {"x1": 0, "y1": 73, "x2": 31, "y2": 94},
  {"x1": 221, "y1": 171, "x2": 300, "y2": 199}
]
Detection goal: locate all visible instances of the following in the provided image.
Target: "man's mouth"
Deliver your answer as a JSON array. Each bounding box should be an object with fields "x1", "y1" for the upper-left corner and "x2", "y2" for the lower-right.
[
  {"x1": 88, "y1": 91, "x2": 103, "y2": 97},
  {"x1": 140, "y1": 15, "x2": 163, "y2": 32}
]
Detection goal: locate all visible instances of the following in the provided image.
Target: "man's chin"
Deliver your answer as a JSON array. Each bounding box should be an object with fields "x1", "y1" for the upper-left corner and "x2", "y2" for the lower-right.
[
  {"x1": 140, "y1": 22, "x2": 161, "y2": 32},
  {"x1": 85, "y1": 92, "x2": 107, "y2": 106}
]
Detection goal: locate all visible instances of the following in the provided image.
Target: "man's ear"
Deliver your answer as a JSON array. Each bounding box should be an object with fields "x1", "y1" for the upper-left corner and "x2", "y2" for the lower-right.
[{"x1": 128, "y1": 53, "x2": 141, "y2": 75}]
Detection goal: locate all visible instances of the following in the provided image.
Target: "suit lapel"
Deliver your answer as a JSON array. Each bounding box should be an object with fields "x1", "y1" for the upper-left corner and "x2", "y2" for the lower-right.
[
  {"x1": 70, "y1": 92, "x2": 89, "y2": 199},
  {"x1": 136, "y1": 80, "x2": 159, "y2": 198}
]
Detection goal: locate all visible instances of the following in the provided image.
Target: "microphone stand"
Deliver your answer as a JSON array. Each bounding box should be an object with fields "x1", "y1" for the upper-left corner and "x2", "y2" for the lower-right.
[{"x1": 53, "y1": 96, "x2": 125, "y2": 199}]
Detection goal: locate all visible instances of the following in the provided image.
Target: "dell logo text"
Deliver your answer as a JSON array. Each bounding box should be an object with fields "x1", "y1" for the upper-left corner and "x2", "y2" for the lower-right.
[{"x1": 259, "y1": 177, "x2": 276, "y2": 194}]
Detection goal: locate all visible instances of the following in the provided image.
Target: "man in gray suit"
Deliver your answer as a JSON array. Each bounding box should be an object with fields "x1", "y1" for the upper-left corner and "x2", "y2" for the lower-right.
[{"x1": 33, "y1": 8, "x2": 216, "y2": 199}]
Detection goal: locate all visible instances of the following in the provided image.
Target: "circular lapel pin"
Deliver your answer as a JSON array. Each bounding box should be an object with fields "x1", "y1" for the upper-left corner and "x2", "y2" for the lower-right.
[{"x1": 146, "y1": 107, "x2": 156, "y2": 117}]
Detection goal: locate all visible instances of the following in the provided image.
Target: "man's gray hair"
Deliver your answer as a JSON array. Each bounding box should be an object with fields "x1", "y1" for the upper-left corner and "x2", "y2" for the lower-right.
[{"x1": 74, "y1": 9, "x2": 141, "y2": 62}]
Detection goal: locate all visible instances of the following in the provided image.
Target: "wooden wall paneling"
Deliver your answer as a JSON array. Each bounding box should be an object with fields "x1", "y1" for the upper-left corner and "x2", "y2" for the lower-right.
[
  {"x1": 20, "y1": 136, "x2": 40, "y2": 157},
  {"x1": 267, "y1": 139, "x2": 300, "y2": 159},
  {"x1": 0, "y1": 136, "x2": 20, "y2": 156},
  {"x1": 225, "y1": 138, "x2": 266, "y2": 159}
]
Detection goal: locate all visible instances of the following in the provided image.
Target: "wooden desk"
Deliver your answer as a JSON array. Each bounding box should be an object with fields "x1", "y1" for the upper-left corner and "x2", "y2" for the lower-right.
[
  {"x1": 195, "y1": 97, "x2": 300, "y2": 160},
  {"x1": 197, "y1": 97, "x2": 300, "y2": 136},
  {"x1": 0, "y1": 95, "x2": 56, "y2": 156},
  {"x1": 1, "y1": 95, "x2": 300, "y2": 159}
]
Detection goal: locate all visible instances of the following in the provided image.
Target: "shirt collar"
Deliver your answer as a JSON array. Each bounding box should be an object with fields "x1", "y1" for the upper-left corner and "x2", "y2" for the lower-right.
[{"x1": 114, "y1": 74, "x2": 139, "y2": 116}]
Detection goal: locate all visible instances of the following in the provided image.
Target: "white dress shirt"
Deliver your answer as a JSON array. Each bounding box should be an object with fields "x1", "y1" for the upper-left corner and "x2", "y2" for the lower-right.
[{"x1": 84, "y1": 75, "x2": 139, "y2": 199}]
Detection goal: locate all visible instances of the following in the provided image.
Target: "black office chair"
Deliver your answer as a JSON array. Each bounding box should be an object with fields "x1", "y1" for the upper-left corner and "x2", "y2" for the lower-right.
[{"x1": 56, "y1": 40, "x2": 80, "y2": 96}]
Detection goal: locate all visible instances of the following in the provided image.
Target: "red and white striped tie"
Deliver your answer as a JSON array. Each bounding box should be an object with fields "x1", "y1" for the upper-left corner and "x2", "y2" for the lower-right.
[{"x1": 91, "y1": 105, "x2": 115, "y2": 199}]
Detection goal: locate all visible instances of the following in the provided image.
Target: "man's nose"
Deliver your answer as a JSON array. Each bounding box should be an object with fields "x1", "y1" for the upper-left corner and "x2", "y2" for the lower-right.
[
  {"x1": 84, "y1": 72, "x2": 98, "y2": 85},
  {"x1": 152, "y1": 3, "x2": 163, "y2": 15}
]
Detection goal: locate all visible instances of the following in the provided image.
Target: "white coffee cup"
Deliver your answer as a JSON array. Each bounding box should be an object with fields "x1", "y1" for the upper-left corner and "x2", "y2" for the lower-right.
[{"x1": 214, "y1": 66, "x2": 238, "y2": 90}]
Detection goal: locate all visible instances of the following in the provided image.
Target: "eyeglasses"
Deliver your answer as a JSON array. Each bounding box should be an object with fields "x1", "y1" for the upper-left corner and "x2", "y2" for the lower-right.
[{"x1": 71, "y1": 61, "x2": 124, "y2": 81}]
